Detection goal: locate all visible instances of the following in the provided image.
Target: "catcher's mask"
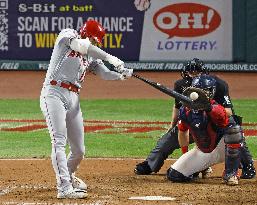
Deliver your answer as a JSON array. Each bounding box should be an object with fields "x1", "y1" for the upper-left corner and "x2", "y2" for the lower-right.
[
  {"x1": 191, "y1": 74, "x2": 216, "y2": 99},
  {"x1": 181, "y1": 58, "x2": 209, "y2": 82},
  {"x1": 80, "y1": 20, "x2": 105, "y2": 45}
]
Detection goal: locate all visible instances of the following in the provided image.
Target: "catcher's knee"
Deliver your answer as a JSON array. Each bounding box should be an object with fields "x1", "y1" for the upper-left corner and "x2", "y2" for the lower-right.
[
  {"x1": 224, "y1": 125, "x2": 242, "y2": 161},
  {"x1": 224, "y1": 125, "x2": 243, "y2": 147},
  {"x1": 167, "y1": 168, "x2": 192, "y2": 182}
]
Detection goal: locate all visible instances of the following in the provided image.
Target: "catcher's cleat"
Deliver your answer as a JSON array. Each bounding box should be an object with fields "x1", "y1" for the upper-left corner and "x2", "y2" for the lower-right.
[
  {"x1": 71, "y1": 174, "x2": 87, "y2": 190},
  {"x1": 192, "y1": 167, "x2": 213, "y2": 179},
  {"x1": 241, "y1": 163, "x2": 256, "y2": 179},
  {"x1": 134, "y1": 161, "x2": 152, "y2": 175},
  {"x1": 223, "y1": 171, "x2": 240, "y2": 186},
  {"x1": 192, "y1": 172, "x2": 200, "y2": 179},
  {"x1": 225, "y1": 175, "x2": 239, "y2": 186},
  {"x1": 57, "y1": 187, "x2": 88, "y2": 199},
  {"x1": 201, "y1": 167, "x2": 213, "y2": 179}
]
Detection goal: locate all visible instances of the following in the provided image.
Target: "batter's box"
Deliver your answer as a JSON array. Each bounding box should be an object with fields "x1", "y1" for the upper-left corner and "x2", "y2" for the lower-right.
[{"x1": 0, "y1": 0, "x2": 8, "y2": 9}]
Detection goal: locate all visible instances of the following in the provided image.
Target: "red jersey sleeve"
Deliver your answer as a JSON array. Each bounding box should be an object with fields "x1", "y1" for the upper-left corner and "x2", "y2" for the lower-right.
[
  {"x1": 208, "y1": 102, "x2": 229, "y2": 127},
  {"x1": 178, "y1": 120, "x2": 189, "y2": 131}
]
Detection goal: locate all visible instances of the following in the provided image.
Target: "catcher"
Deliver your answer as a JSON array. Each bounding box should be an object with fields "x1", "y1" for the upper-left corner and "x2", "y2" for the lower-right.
[
  {"x1": 135, "y1": 58, "x2": 255, "y2": 179},
  {"x1": 167, "y1": 74, "x2": 241, "y2": 185}
]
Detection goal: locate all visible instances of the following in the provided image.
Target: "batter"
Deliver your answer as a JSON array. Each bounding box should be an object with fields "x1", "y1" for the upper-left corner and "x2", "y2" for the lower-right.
[{"x1": 40, "y1": 20, "x2": 133, "y2": 199}]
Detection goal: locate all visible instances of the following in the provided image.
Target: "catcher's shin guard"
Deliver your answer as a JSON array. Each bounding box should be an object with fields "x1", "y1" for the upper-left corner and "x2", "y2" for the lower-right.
[
  {"x1": 223, "y1": 144, "x2": 241, "y2": 180},
  {"x1": 223, "y1": 125, "x2": 242, "y2": 180},
  {"x1": 232, "y1": 116, "x2": 256, "y2": 179}
]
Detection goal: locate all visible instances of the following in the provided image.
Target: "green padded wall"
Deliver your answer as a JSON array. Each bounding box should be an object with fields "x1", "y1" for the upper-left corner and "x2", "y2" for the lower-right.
[
  {"x1": 233, "y1": 0, "x2": 246, "y2": 62},
  {"x1": 246, "y1": 0, "x2": 257, "y2": 62},
  {"x1": 233, "y1": 0, "x2": 257, "y2": 63}
]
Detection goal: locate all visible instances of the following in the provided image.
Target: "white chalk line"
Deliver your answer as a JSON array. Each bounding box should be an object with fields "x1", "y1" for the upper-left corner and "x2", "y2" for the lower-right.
[
  {"x1": 0, "y1": 158, "x2": 178, "y2": 161},
  {"x1": 0, "y1": 184, "x2": 53, "y2": 196},
  {"x1": 129, "y1": 195, "x2": 176, "y2": 201},
  {"x1": 0, "y1": 185, "x2": 18, "y2": 196},
  {"x1": 3, "y1": 202, "x2": 104, "y2": 205}
]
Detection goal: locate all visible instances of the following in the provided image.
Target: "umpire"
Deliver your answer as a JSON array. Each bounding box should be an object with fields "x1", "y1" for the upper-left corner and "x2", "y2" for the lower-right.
[{"x1": 134, "y1": 58, "x2": 256, "y2": 179}]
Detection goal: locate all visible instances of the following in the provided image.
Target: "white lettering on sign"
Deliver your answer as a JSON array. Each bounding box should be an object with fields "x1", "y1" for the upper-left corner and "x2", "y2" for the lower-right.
[
  {"x1": 77, "y1": 17, "x2": 133, "y2": 32},
  {"x1": 18, "y1": 17, "x2": 49, "y2": 31}
]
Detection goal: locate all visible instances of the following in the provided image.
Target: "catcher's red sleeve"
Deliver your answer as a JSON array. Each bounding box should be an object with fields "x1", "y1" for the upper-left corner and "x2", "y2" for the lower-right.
[{"x1": 208, "y1": 104, "x2": 229, "y2": 127}]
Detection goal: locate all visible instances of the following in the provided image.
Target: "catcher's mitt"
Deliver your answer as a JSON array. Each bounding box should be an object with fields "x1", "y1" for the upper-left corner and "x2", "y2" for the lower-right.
[{"x1": 182, "y1": 87, "x2": 212, "y2": 111}]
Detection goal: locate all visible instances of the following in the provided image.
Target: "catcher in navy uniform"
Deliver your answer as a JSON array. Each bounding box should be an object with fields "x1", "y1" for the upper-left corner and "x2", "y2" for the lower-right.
[
  {"x1": 134, "y1": 58, "x2": 255, "y2": 180},
  {"x1": 167, "y1": 74, "x2": 242, "y2": 185}
]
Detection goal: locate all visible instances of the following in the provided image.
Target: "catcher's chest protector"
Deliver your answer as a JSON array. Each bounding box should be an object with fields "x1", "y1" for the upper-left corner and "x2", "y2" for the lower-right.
[{"x1": 181, "y1": 109, "x2": 221, "y2": 153}]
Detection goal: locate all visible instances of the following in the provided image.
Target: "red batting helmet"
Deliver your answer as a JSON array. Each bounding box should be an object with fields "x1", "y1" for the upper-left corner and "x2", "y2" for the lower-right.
[{"x1": 79, "y1": 20, "x2": 105, "y2": 45}]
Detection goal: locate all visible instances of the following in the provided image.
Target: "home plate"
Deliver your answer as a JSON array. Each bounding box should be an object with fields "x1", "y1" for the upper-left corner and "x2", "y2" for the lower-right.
[{"x1": 129, "y1": 196, "x2": 176, "y2": 201}]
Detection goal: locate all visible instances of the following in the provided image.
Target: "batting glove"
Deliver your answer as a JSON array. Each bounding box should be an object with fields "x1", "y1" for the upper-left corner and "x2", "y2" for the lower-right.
[
  {"x1": 115, "y1": 64, "x2": 133, "y2": 79},
  {"x1": 121, "y1": 68, "x2": 133, "y2": 79}
]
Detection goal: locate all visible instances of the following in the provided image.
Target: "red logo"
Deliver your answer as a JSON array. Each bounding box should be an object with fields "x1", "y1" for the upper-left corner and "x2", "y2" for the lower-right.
[{"x1": 153, "y1": 3, "x2": 221, "y2": 38}]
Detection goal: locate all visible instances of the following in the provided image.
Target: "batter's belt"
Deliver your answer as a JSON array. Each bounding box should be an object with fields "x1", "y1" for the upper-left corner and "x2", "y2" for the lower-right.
[{"x1": 50, "y1": 80, "x2": 80, "y2": 94}]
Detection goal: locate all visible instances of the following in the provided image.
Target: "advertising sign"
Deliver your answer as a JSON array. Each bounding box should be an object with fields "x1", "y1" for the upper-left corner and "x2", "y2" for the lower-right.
[
  {"x1": 0, "y1": 0, "x2": 144, "y2": 60},
  {"x1": 139, "y1": 0, "x2": 233, "y2": 61}
]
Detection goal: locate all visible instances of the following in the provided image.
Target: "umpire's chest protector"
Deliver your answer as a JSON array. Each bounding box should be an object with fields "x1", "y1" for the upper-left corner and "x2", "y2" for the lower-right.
[{"x1": 180, "y1": 108, "x2": 221, "y2": 153}]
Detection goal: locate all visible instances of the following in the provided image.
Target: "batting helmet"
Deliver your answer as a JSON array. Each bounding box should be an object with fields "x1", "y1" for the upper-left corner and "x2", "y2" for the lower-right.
[
  {"x1": 79, "y1": 20, "x2": 105, "y2": 45},
  {"x1": 191, "y1": 74, "x2": 216, "y2": 99},
  {"x1": 181, "y1": 58, "x2": 209, "y2": 81}
]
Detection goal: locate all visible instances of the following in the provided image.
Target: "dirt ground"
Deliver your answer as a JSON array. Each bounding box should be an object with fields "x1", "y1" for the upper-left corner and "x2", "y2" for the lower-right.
[
  {"x1": 0, "y1": 159, "x2": 256, "y2": 205},
  {"x1": 0, "y1": 71, "x2": 257, "y2": 204}
]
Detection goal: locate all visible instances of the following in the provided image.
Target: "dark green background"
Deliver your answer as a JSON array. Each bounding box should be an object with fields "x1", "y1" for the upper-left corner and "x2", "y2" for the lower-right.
[{"x1": 233, "y1": 0, "x2": 257, "y2": 62}]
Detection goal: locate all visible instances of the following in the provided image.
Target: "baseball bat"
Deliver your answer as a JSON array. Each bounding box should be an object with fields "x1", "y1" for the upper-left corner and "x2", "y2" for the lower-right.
[{"x1": 132, "y1": 73, "x2": 193, "y2": 105}]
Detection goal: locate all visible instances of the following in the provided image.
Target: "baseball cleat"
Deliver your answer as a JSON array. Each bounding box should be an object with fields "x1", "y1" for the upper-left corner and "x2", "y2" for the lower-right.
[
  {"x1": 223, "y1": 171, "x2": 240, "y2": 186},
  {"x1": 57, "y1": 187, "x2": 88, "y2": 199},
  {"x1": 71, "y1": 174, "x2": 87, "y2": 190},
  {"x1": 201, "y1": 167, "x2": 213, "y2": 179},
  {"x1": 134, "y1": 161, "x2": 152, "y2": 175},
  {"x1": 225, "y1": 175, "x2": 239, "y2": 186}
]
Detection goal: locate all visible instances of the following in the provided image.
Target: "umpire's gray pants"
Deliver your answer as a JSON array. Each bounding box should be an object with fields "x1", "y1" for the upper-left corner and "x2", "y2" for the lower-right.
[{"x1": 146, "y1": 126, "x2": 194, "y2": 172}]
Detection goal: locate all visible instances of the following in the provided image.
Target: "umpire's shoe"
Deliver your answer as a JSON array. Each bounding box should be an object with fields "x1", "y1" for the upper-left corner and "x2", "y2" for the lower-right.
[
  {"x1": 57, "y1": 187, "x2": 88, "y2": 199},
  {"x1": 241, "y1": 163, "x2": 256, "y2": 179},
  {"x1": 134, "y1": 161, "x2": 152, "y2": 175}
]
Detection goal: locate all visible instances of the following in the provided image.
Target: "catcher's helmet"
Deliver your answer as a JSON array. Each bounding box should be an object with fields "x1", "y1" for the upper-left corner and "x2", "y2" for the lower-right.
[
  {"x1": 181, "y1": 58, "x2": 209, "y2": 81},
  {"x1": 80, "y1": 20, "x2": 105, "y2": 45},
  {"x1": 191, "y1": 74, "x2": 216, "y2": 99}
]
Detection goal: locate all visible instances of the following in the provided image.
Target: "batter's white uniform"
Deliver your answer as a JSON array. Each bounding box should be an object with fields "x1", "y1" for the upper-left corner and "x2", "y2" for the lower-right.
[{"x1": 40, "y1": 29, "x2": 124, "y2": 193}]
